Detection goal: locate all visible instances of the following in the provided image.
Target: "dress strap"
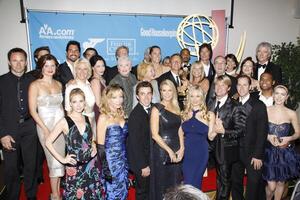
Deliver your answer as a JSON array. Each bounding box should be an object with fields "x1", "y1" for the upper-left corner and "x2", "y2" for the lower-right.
[
  {"x1": 192, "y1": 109, "x2": 199, "y2": 118},
  {"x1": 65, "y1": 116, "x2": 75, "y2": 129}
]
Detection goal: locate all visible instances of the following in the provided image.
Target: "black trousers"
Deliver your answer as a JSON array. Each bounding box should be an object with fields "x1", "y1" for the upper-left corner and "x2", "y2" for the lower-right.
[
  {"x1": 231, "y1": 149, "x2": 266, "y2": 200},
  {"x1": 36, "y1": 140, "x2": 45, "y2": 181},
  {"x1": 134, "y1": 171, "x2": 150, "y2": 200},
  {"x1": 216, "y1": 161, "x2": 236, "y2": 200},
  {"x1": 3, "y1": 120, "x2": 38, "y2": 200}
]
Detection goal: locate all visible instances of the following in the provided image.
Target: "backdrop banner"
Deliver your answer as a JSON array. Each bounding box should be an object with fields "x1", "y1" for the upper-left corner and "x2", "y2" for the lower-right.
[{"x1": 27, "y1": 11, "x2": 189, "y2": 67}]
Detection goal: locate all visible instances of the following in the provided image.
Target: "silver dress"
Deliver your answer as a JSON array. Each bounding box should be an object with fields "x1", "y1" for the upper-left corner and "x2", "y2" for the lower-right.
[{"x1": 37, "y1": 93, "x2": 65, "y2": 177}]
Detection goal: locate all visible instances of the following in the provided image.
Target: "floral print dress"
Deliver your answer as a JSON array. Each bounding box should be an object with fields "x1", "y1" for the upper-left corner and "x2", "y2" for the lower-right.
[{"x1": 63, "y1": 116, "x2": 103, "y2": 200}]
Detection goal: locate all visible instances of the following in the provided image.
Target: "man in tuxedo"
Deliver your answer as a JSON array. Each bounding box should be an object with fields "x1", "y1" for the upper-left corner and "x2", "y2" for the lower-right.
[
  {"x1": 58, "y1": 40, "x2": 81, "y2": 86},
  {"x1": 254, "y1": 42, "x2": 282, "y2": 85},
  {"x1": 206, "y1": 56, "x2": 237, "y2": 103},
  {"x1": 127, "y1": 81, "x2": 153, "y2": 200},
  {"x1": 0, "y1": 48, "x2": 38, "y2": 200},
  {"x1": 231, "y1": 75, "x2": 268, "y2": 200},
  {"x1": 207, "y1": 75, "x2": 246, "y2": 200},
  {"x1": 180, "y1": 48, "x2": 191, "y2": 71},
  {"x1": 252, "y1": 72, "x2": 275, "y2": 107}
]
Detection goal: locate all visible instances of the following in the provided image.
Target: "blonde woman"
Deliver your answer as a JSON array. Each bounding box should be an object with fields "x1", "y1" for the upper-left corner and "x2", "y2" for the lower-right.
[
  {"x1": 96, "y1": 84, "x2": 128, "y2": 200},
  {"x1": 262, "y1": 85, "x2": 300, "y2": 200},
  {"x1": 189, "y1": 61, "x2": 210, "y2": 95},
  {"x1": 45, "y1": 88, "x2": 102, "y2": 200},
  {"x1": 64, "y1": 58, "x2": 96, "y2": 133},
  {"x1": 181, "y1": 85, "x2": 215, "y2": 189},
  {"x1": 132, "y1": 62, "x2": 160, "y2": 108},
  {"x1": 150, "y1": 80, "x2": 184, "y2": 200}
]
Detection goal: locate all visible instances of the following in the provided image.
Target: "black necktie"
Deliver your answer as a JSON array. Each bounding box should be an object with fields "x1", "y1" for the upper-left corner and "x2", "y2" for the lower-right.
[
  {"x1": 258, "y1": 64, "x2": 267, "y2": 69},
  {"x1": 176, "y1": 76, "x2": 180, "y2": 86},
  {"x1": 214, "y1": 101, "x2": 221, "y2": 114}
]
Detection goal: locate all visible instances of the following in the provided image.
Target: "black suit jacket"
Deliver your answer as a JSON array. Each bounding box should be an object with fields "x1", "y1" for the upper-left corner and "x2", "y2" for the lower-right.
[
  {"x1": 127, "y1": 103, "x2": 151, "y2": 174},
  {"x1": 157, "y1": 71, "x2": 178, "y2": 88},
  {"x1": 254, "y1": 61, "x2": 282, "y2": 85},
  {"x1": 241, "y1": 96, "x2": 268, "y2": 160},
  {"x1": 58, "y1": 62, "x2": 74, "y2": 86},
  {"x1": 206, "y1": 74, "x2": 237, "y2": 103},
  {"x1": 0, "y1": 72, "x2": 36, "y2": 138},
  {"x1": 207, "y1": 97, "x2": 246, "y2": 164}
]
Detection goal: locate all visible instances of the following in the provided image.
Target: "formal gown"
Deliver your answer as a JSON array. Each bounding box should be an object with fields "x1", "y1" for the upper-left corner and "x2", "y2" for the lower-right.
[
  {"x1": 64, "y1": 116, "x2": 103, "y2": 200},
  {"x1": 36, "y1": 93, "x2": 65, "y2": 177},
  {"x1": 150, "y1": 103, "x2": 182, "y2": 200},
  {"x1": 263, "y1": 122, "x2": 300, "y2": 181},
  {"x1": 182, "y1": 110, "x2": 209, "y2": 189},
  {"x1": 103, "y1": 123, "x2": 129, "y2": 200}
]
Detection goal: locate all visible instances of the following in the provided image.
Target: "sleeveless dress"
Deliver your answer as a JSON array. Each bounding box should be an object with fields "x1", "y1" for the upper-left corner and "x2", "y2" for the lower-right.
[
  {"x1": 182, "y1": 110, "x2": 209, "y2": 189},
  {"x1": 36, "y1": 93, "x2": 65, "y2": 177},
  {"x1": 150, "y1": 103, "x2": 182, "y2": 200},
  {"x1": 64, "y1": 116, "x2": 102, "y2": 200},
  {"x1": 103, "y1": 123, "x2": 129, "y2": 200},
  {"x1": 263, "y1": 122, "x2": 300, "y2": 181}
]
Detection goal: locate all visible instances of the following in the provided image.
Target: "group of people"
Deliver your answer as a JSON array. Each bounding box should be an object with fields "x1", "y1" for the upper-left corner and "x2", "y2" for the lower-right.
[{"x1": 0, "y1": 40, "x2": 299, "y2": 200}]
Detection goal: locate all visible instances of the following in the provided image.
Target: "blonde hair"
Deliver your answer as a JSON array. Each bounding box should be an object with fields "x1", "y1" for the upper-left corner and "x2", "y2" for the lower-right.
[
  {"x1": 137, "y1": 62, "x2": 154, "y2": 81},
  {"x1": 182, "y1": 85, "x2": 209, "y2": 121},
  {"x1": 274, "y1": 85, "x2": 289, "y2": 95},
  {"x1": 74, "y1": 58, "x2": 92, "y2": 79},
  {"x1": 160, "y1": 80, "x2": 180, "y2": 115},
  {"x1": 69, "y1": 88, "x2": 86, "y2": 112},
  {"x1": 100, "y1": 84, "x2": 125, "y2": 118},
  {"x1": 214, "y1": 74, "x2": 232, "y2": 87},
  {"x1": 190, "y1": 61, "x2": 205, "y2": 84}
]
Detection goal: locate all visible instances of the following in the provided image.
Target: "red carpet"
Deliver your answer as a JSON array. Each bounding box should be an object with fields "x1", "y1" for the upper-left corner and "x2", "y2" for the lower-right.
[{"x1": 20, "y1": 162, "x2": 220, "y2": 199}]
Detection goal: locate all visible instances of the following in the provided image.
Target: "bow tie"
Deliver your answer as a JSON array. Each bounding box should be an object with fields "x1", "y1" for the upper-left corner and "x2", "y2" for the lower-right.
[{"x1": 258, "y1": 64, "x2": 267, "y2": 69}]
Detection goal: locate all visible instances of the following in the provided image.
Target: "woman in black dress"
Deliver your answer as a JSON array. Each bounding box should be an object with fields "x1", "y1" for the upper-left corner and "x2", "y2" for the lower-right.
[{"x1": 150, "y1": 79, "x2": 184, "y2": 200}]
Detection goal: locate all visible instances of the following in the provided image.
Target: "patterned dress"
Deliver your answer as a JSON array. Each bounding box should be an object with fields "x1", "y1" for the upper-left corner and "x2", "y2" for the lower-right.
[
  {"x1": 102, "y1": 123, "x2": 129, "y2": 200},
  {"x1": 63, "y1": 116, "x2": 103, "y2": 200}
]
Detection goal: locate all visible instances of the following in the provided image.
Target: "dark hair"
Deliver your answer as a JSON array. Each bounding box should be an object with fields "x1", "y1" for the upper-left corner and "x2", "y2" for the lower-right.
[
  {"x1": 180, "y1": 48, "x2": 190, "y2": 54},
  {"x1": 237, "y1": 74, "x2": 252, "y2": 85},
  {"x1": 83, "y1": 47, "x2": 98, "y2": 57},
  {"x1": 260, "y1": 72, "x2": 273, "y2": 80},
  {"x1": 239, "y1": 57, "x2": 255, "y2": 76},
  {"x1": 198, "y1": 43, "x2": 213, "y2": 60},
  {"x1": 89, "y1": 54, "x2": 107, "y2": 68},
  {"x1": 136, "y1": 81, "x2": 153, "y2": 96},
  {"x1": 36, "y1": 54, "x2": 59, "y2": 79},
  {"x1": 149, "y1": 45, "x2": 161, "y2": 55},
  {"x1": 66, "y1": 40, "x2": 81, "y2": 53},
  {"x1": 225, "y1": 54, "x2": 239, "y2": 68},
  {"x1": 33, "y1": 46, "x2": 50, "y2": 62},
  {"x1": 7, "y1": 47, "x2": 27, "y2": 61}
]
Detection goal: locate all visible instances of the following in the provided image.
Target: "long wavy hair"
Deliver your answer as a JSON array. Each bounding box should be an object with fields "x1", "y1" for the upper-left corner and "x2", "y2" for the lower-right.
[
  {"x1": 182, "y1": 85, "x2": 209, "y2": 121},
  {"x1": 100, "y1": 84, "x2": 125, "y2": 118},
  {"x1": 160, "y1": 79, "x2": 180, "y2": 115}
]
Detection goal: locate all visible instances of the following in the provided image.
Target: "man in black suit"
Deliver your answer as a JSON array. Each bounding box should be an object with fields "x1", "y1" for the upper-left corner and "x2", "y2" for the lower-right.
[
  {"x1": 231, "y1": 75, "x2": 268, "y2": 200},
  {"x1": 198, "y1": 43, "x2": 215, "y2": 83},
  {"x1": 253, "y1": 42, "x2": 282, "y2": 85},
  {"x1": 0, "y1": 48, "x2": 38, "y2": 200},
  {"x1": 157, "y1": 53, "x2": 182, "y2": 88},
  {"x1": 58, "y1": 40, "x2": 81, "y2": 86},
  {"x1": 180, "y1": 48, "x2": 191, "y2": 71},
  {"x1": 207, "y1": 75, "x2": 246, "y2": 200},
  {"x1": 127, "y1": 81, "x2": 153, "y2": 200},
  {"x1": 206, "y1": 55, "x2": 237, "y2": 103}
]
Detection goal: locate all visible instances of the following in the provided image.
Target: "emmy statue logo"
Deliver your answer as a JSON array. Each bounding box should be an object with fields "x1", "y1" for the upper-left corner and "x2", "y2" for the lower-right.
[{"x1": 177, "y1": 14, "x2": 219, "y2": 59}]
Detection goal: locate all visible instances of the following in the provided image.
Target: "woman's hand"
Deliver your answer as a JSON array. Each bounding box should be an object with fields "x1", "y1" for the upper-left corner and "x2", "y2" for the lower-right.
[
  {"x1": 277, "y1": 136, "x2": 290, "y2": 148},
  {"x1": 175, "y1": 148, "x2": 184, "y2": 162},
  {"x1": 268, "y1": 135, "x2": 279, "y2": 146},
  {"x1": 168, "y1": 150, "x2": 177, "y2": 163},
  {"x1": 42, "y1": 128, "x2": 50, "y2": 138},
  {"x1": 63, "y1": 154, "x2": 77, "y2": 165}
]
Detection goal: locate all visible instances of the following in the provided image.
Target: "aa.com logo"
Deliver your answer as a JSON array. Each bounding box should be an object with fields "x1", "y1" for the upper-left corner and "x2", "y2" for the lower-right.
[{"x1": 39, "y1": 24, "x2": 75, "y2": 40}]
